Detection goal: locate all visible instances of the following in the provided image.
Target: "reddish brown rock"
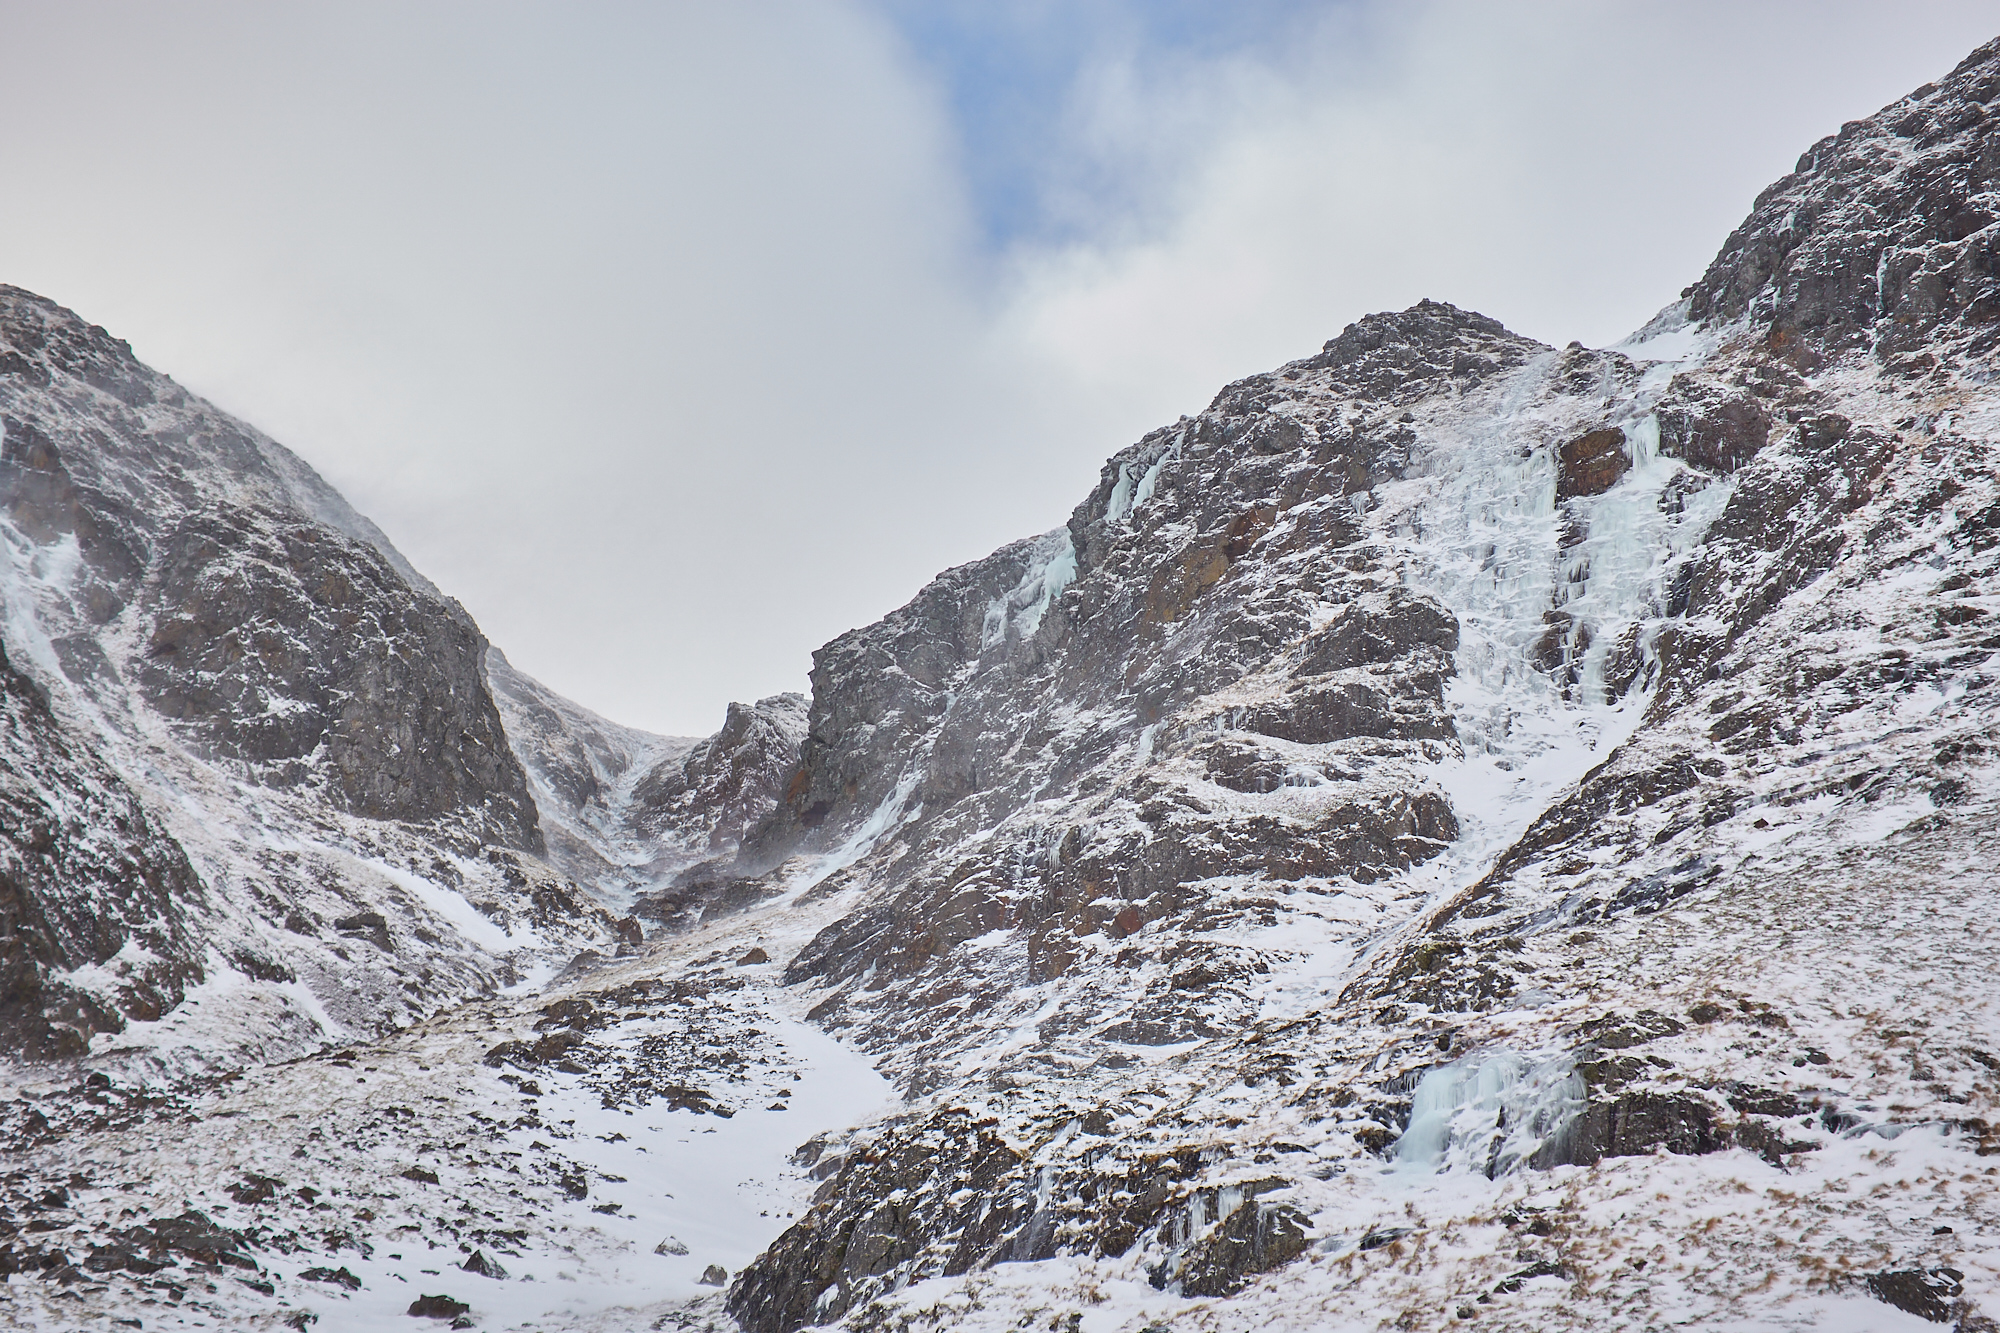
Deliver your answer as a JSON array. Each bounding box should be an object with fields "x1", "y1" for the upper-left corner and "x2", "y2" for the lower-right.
[{"x1": 1557, "y1": 427, "x2": 1630, "y2": 499}]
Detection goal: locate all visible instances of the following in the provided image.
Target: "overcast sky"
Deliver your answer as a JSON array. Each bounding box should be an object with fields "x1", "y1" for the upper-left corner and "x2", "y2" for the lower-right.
[{"x1": 2, "y1": 2, "x2": 1993, "y2": 735}]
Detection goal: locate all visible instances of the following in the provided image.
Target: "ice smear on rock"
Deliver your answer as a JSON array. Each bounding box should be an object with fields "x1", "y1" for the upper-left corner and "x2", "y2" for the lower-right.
[{"x1": 980, "y1": 528, "x2": 1077, "y2": 651}]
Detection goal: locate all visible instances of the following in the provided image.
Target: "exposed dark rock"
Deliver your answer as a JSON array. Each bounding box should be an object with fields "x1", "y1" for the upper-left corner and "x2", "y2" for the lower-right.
[
  {"x1": 482, "y1": 1029, "x2": 586, "y2": 1070},
  {"x1": 226, "y1": 1173, "x2": 284, "y2": 1205},
  {"x1": 14, "y1": 38, "x2": 2000, "y2": 1333},
  {"x1": 1302, "y1": 300, "x2": 1541, "y2": 403},
  {"x1": 535, "y1": 997, "x2": 602, "y2": 1031},
  {"x1": 658, "y1": 1086, "x2": 731, "y2": 1116},
  {"x1": 1492, "y1": 1259, "x2": 1566, "y2": 1294},
  {"x1": 460, "y1": 1249, "x2": 507, "y2": 1279},
  {"x1": 1533, "y1": 1092, "x2": 1728, "y2": 1167},
  {"x1": 1172, "y1": 1199, "x2": 1312, "y2": 1297},
  {"x1": 1557, "y1": 427, "x2": 1630, "y2": 499},
  {"x1": 632, "y1": 696, "x2": 808, "y2": 852},
  {"x1": 727, "y1": 1108, "x2": 1028, "y2": 1333},
  {"x1": 136, "y1": 1211, "x2": 258, "y2": 1269},
  {"x1": 1296, "y1": 588, "x2": 1458, "y2": 675},
  {"x1": 708, "y1": 307, "x2": 1517, "y2": 1094},
  {"x1": 1237, "y1": 676, "x2": 1455, "y2": 745},
  {"x1": 738, "y1": 306, "x2": 1525, "y2": 915},
  {"x1": 335, "y1": 911, "x2": 393, "y2": 952},
  {"x1": 1654, "y1": 373, "x2": 1773, "y2": 472},
  {"x1": 1575, "y1": 1010, "x2": 1685, "y2": 1051},
  {"x1": 300, "y1": 1265, "x2": 361, "y2": 1291},
  {"x1": 1371, "y1": 937, "x2": 1519, "y2": 1014},
  {"x1": 1864, "y1": 1267, "x2": 1964, "y2": 1323},
  {"x1": 1733, "y1": 1116, "x2": 1820, "y2": 1167},
  {"x1": 408, "y1": 1293, "x2": 469, "y2": 1318},
  {"x1": 491, "y1": 649, "x2": 812, "y2": 906}
]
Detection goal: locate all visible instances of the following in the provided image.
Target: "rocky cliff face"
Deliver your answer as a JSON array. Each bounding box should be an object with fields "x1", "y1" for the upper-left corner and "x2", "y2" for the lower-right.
[
  {"x1": 138, "y1": 503, "x2": 538, "y2": 836},
  {"x1": 0, "y1": 286, "x2": 609, "y2": 1069},
  {"x1": 1686, "y1": 42, "x2": 2000, "y2": 360}
]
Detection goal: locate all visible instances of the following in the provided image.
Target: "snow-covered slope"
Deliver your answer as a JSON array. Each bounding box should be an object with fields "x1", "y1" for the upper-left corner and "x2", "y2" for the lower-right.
[{"x1": 3, "y1": 31, "x2": 1999, "y2": 1333}]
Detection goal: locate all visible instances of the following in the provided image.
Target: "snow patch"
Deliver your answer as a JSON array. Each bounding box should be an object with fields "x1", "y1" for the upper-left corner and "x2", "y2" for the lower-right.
[{"x1": 362, "y1": 857, "x2": 541, "y2": 953}]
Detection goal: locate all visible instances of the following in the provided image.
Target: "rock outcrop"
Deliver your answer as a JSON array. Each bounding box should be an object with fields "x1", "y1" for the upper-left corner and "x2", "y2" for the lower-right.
[
  {"x1": 137, "y1": 503, "x2": 538, "y2": 840},
  {"x1": 0, "y1": 286, "x2": 606, "y2": 1064}
]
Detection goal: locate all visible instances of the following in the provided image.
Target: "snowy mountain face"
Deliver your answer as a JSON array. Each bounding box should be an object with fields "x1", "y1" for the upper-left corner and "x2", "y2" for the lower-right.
[
  {"x1": 0, "y1": 286, "x2": 615, "y2": 1074},
  {"x1": 3, "y1": 32, "x2": 2000, "y2": 1333}
]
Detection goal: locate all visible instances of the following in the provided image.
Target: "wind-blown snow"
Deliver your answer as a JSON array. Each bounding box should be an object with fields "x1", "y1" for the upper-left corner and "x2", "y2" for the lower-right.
[{"x1": 364, "y1": 857, "x2": 542, "y2": 954}]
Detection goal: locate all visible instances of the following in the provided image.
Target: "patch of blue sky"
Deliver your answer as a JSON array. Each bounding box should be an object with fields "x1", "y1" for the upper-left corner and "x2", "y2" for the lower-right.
[{"x1": 873, "y1": 0, "x2": 1335, "y2": 251}]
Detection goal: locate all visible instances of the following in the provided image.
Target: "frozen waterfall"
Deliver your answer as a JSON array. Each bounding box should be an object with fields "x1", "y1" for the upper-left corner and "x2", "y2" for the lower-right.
[{"x1": 1392, "y1": 1050, "x2": 1586, "y2": 1178}]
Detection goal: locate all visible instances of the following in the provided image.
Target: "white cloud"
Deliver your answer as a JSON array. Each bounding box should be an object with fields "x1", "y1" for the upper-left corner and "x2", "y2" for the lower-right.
[
  {"x1": 1, "y1": 1, "x2": 1993, "y2": 734},
  {"x1": 1000, "y1": 0, "x2": 2000, "y2": 423},
  {"x1": 0, "y1": 1, "x2": 1122, "y2": 733}
]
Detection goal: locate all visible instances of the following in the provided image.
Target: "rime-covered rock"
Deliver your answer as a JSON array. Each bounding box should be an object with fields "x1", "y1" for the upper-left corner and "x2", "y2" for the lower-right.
[{"x1": 0, "y1": 637, "x2": 203, "y2": 1059}]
